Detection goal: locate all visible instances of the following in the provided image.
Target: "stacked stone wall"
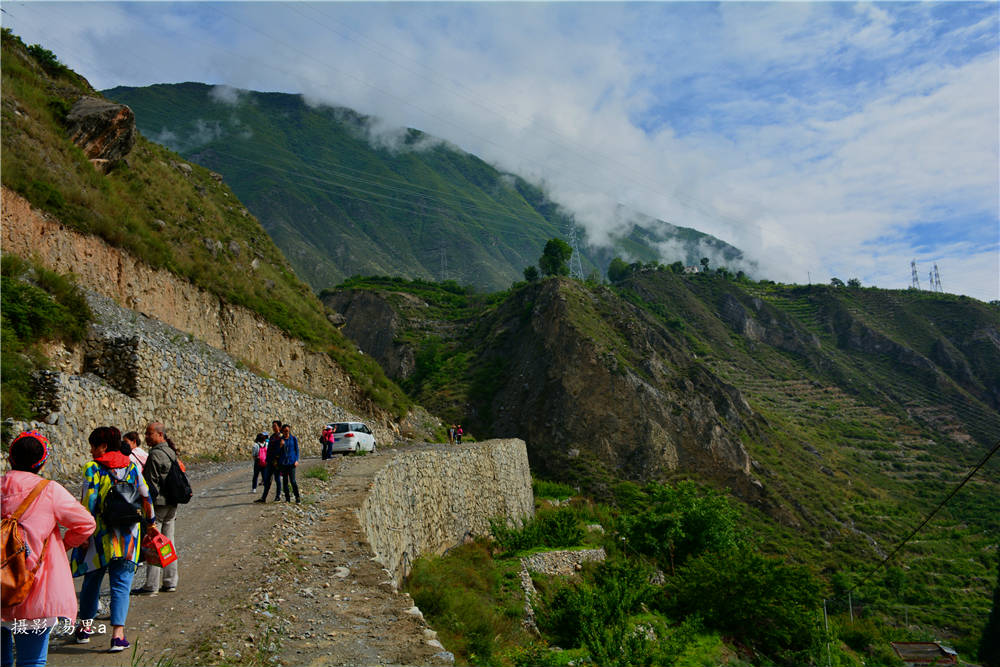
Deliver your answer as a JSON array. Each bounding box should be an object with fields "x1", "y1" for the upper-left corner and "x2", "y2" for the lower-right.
[
  {"x1": 358, "y1": 440, "x2": 534, "y2": 586},
  {"x1": 4, "y1": 292, "x2": 376, "y2": 478},
  {"x1": 521, "y1": 548, "x2": 607, "y2": 576}
]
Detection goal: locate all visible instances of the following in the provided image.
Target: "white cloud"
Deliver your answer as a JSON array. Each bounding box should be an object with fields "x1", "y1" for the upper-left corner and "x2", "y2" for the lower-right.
[
  {"x1": 4, "y1": 2, "x2": 996, "y2": 300},
  {"x1": 209, "y1": 85, "x2": 247, "y2": 106}
]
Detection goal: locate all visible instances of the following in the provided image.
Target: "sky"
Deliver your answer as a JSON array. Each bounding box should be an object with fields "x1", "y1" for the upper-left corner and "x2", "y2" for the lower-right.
[{"x1": 3, "y1": 1, "x2": 998, "y2": 301}]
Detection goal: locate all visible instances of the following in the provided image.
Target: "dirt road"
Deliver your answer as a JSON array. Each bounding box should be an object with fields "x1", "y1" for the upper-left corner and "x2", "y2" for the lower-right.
[{"x1": 46, "y1": 455, "x2": 453, "y2": 667}]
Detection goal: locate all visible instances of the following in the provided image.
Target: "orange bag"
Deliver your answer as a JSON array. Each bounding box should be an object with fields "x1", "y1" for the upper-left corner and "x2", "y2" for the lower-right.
[
  {"x1": 140, "y1": 527, "x2": 177, "y2": 568},
  {"x1": 1, "y1": 480, "x2": 51, "y2": 607}
]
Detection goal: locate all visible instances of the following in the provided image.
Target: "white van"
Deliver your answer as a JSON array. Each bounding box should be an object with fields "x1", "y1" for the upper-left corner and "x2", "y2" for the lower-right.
[{"x1": 325, "y1": 422, "x2": 376, "y2": 454}]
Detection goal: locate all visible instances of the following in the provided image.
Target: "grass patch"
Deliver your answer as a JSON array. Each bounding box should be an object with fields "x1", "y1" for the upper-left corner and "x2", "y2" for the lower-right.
[
  {"x1": 532, "y1": 478, "x2": 576, "y2": 502},
  {"x1": 404, "y1": 539, "x2": 534, "y2": 665},
  {"x1": 303, "y1": 466, "x2": 329, "y2": 481}
]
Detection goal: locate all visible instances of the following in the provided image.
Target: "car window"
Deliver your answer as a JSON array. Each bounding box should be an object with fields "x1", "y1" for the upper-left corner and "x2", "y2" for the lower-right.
[
  {"x1": 332, "y1": 423, "x2": 351, "y2": 434},
  {"x1": 360, "y1": 425, "x2": 371, "y2": 434}
]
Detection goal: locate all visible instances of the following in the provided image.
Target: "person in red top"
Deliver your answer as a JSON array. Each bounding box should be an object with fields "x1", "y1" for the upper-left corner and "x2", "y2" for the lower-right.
[{"x1": 2, "y1": 431, "x2": 96, "y2": 667}]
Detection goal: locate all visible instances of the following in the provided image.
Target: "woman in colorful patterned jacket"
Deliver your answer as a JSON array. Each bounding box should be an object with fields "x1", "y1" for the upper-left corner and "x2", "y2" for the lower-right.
[
  {"x1": 69, "y1": 427, "x2": 154, "y2": 653},
  {"x1": 1, "y1": 431, "x2": 96, "y2": 667}
]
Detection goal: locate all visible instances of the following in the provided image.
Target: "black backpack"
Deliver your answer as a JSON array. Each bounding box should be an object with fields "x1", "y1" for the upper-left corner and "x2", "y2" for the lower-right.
[
  {"x1": 160, "y1": 459, "x2": 192, "y2": 505},
  {"x1": 100, "y1": 474, "x2": 143, "y2": 529}
]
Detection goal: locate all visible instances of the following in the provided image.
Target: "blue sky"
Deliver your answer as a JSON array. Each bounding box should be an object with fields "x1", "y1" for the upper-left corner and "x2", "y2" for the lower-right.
[{"x1": 3, "y1": 1, "x2": 998, "y2": 301}]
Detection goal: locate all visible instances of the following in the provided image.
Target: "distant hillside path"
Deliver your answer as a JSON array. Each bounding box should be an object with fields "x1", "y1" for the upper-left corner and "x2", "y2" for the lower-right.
[{"x1": 46, "y1": 455, "x2": 451, "y2": 667}]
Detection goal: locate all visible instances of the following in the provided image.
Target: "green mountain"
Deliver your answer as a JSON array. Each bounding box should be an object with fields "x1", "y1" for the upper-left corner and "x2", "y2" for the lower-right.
[
  {"x1": 0, "y1": 30, "x2": 408, "y2": 416},
  {"x1": 102, "y1": 82, "x2": 747, "y2": 292},
  {"x1": 324, "y1": 271, "x2": 1000, "y2": 655}
]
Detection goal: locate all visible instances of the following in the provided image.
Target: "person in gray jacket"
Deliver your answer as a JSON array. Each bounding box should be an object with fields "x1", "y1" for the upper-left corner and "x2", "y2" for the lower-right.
[{"x1": 135, "y1": 421, "x2": 179, "y2": 595}]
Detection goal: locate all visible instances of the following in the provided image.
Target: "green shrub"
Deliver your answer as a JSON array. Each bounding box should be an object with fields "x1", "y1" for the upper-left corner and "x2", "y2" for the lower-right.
[
  {"x1": 537, "y1": 510, "x2": 586, "y2": 548},
  {"x1": 1, "y1": 330, "x2": 36, "y2": 419},
  {"x1": 662, "y1": 548, "x2": 823, "y2": 664},
  {"x1": 618, "y1": 481, "x2": 741, "y2": 574},
  {"x1": 490, "y1": 507, "x2": 585, "y2": 554},
  {"x1": 26, "y1": 43, "x2": 67, "y2": 75},
  {"x1": 533, "y1": 478, "x2": 576, "y2": 501},
  {"x1": 535, "y1": 559, "x2": 677, "y2": 665}
]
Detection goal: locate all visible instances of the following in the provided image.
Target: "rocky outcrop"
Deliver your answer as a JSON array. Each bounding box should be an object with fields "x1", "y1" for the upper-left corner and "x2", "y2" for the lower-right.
[
  {"x1": 931, "y1": 337, "x2": 978, "y2": 389},
  {"x1": 64, "y1": 97, "x2": 136, "y2": 170},
  {"x1": 485, "y1": 281, "x2": 760, "y2": 497},
  {"x1": 324, "y1": 290, "x2": 416, "y2": 380},
  {"x1": 358, "y1": 439, "x2": 533, "y2": 586},
  {"x1": 829, "y1": 304, "x2": 938, "y2": 377},
  {"x1": 719, "y1": 293, "x2": 820, "y2": 356}
]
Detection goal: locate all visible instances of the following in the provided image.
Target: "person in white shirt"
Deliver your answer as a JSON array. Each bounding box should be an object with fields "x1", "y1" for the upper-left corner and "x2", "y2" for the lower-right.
[{"x1": 123, "y1": 431, "x2": 148, "y2": 472}]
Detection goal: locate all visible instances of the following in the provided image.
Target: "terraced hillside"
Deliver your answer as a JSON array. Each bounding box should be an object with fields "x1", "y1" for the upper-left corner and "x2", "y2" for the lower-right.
[{"x1": 623, "y1": 272, "x2": 999, "y2": 653}]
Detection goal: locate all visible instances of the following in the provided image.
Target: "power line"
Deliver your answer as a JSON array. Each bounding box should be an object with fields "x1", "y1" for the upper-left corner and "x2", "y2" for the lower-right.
[
  {"x1": 842, "y1": 437, "x2": 1000, "y2": 598},
  {"x1": 202, "y1": 148, "x2": 564, "y2": 244}
]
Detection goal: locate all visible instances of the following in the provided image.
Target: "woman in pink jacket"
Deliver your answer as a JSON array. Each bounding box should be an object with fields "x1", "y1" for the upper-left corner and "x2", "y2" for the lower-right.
[{"x1": 1, "y1": 431, "x2": 96, "y2": 667}]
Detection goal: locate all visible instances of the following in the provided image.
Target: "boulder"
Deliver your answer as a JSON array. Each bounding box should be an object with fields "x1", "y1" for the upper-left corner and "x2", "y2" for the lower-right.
[{"x1": 65, "y1": 97, "x2": 136, "y2": 164}]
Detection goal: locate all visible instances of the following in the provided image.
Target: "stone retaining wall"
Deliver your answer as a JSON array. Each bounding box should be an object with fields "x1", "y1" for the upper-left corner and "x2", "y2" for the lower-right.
[
  {"x1": 521, "y1": 548, "x2": 607, "y2": 576},
  {"x1": 4, "y1": 292, "x2": 376, "y2": 477},
  {"x1": 358, "y1": 440, "x2": 534, "y2": 587}
]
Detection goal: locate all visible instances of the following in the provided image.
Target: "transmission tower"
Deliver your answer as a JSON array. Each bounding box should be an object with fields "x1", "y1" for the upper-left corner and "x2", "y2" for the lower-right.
[
  {"x1": 933, "y1": 264, "x2": 943, "y2": 292},
  {"x1": 567, "y1": 225, "x2": 585, "y2": 280},
  {"x1": 910, "y1": 259, "x2": 921, "y2": 290}
]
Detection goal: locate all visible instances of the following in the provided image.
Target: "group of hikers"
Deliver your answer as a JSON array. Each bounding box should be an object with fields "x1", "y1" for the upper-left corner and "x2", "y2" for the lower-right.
[
  {"x1": 250, "y1": 420, "x2": 300, "y2": 504},
  {"x1": 447, "y1": 423, "x2": 464, "y2": 445},
  {"x1": 1, "y1": 422, "x2": 188, "y2": 665}
]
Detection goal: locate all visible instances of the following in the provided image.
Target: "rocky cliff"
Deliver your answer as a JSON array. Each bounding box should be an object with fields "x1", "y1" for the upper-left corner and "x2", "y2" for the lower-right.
[
  {"x1": 483, "y1": 281, "x2": 761, "y2": 497},
  {"x1": 327, "y1": 278, "x2": 768, "y2": 503}
]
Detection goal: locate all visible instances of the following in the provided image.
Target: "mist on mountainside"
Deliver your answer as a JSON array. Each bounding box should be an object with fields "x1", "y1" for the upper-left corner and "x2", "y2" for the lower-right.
[{"x1": 104, "y1": 82, "x2": 755, "y2": 292}]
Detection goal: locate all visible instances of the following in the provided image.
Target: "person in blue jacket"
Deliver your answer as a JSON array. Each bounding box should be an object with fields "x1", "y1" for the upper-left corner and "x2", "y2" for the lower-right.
[
  {"x1": 255, "y1": 421, "x2": 283, "y2": 503},
  {"x1": 277, "y1": 423, "x2": 300, "y2": 504}
]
